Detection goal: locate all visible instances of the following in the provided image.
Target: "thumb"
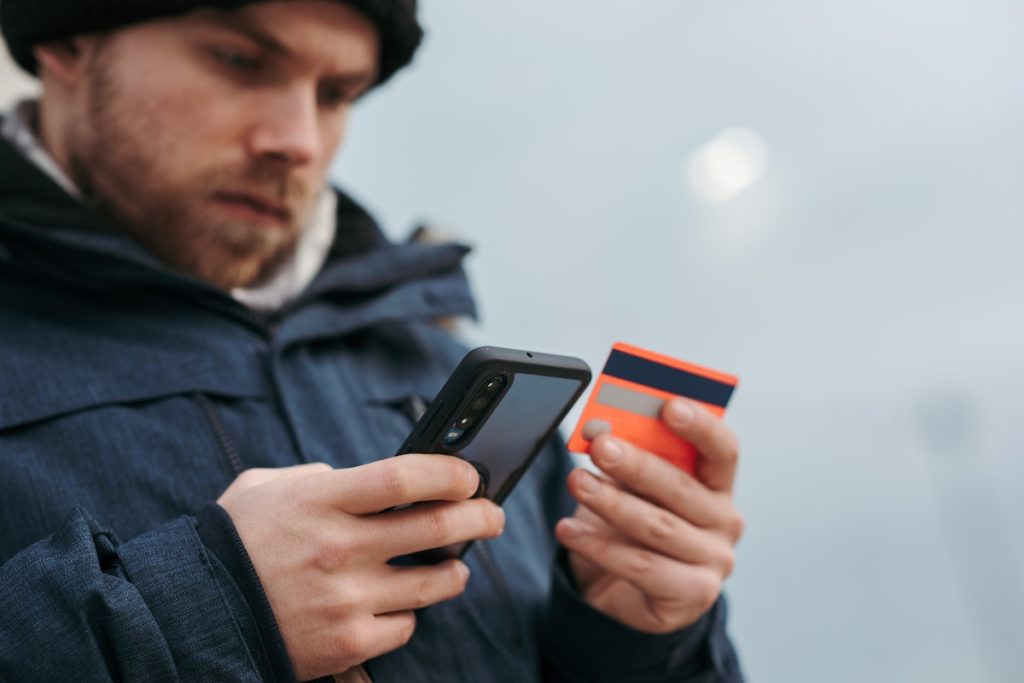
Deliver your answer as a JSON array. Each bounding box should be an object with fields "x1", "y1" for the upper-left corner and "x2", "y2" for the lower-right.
[{"x1": 662, "y1": 399, "x2": 739, "y2": 493}]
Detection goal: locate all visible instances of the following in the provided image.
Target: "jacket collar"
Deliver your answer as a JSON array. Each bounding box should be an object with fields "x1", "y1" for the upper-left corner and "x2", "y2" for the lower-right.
[{"x1": 0, "y1": 127, "x2": 477, "y2": 338}]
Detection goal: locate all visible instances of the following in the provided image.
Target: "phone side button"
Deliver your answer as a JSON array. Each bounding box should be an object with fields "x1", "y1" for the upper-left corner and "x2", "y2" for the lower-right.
[{"x1": 416, "y1": 399, "x2": 444, "y2": 436}]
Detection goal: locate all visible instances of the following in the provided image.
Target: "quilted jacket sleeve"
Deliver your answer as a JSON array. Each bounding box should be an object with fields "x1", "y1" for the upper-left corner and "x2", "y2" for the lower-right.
[{"x1": 0, "y1": 506, "x2": 293, "y2": 682}]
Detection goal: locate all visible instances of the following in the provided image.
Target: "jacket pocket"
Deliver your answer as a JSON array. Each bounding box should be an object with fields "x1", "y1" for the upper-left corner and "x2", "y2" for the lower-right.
[{"x1": 0, "y1": 353, "x2": 267, "y2": 559}]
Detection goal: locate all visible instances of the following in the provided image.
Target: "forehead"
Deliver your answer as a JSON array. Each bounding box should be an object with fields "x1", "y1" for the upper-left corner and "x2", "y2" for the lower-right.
[{"x1": 179, "y1": 1, "x2": 380, "y2": 75}]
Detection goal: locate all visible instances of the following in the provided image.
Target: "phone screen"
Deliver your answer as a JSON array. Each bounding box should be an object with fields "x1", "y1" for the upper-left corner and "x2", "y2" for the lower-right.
[{"x1": 445, "y1": 372, "x2": 584, "y2": 502}]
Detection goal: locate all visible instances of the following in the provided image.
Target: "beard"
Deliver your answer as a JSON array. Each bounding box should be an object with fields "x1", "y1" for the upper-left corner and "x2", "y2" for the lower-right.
[{"x1": 65, "y1": 42, "x2": 316, "y2": 291}]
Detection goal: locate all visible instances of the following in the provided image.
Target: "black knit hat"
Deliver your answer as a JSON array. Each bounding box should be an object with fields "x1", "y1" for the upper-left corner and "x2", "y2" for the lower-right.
[{"x1": 0, "y1": 0, "x2": 422, "y2": 85}]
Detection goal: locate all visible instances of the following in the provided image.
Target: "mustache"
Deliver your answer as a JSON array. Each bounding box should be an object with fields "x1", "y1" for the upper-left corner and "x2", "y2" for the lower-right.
[{"x1": 212, "y1": 166, "x2": 313, "y2": 206}]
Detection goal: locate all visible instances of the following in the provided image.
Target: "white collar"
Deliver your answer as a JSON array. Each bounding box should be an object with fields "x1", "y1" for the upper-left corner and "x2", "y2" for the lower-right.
[{"x1": 1, "y1": 99, "x2": 81, "y2": 198}]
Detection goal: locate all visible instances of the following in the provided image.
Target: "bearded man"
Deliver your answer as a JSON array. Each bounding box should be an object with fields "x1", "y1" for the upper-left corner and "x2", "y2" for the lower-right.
[{"x1": 0, "y1": 2, "x2": 745, "y2": 681}]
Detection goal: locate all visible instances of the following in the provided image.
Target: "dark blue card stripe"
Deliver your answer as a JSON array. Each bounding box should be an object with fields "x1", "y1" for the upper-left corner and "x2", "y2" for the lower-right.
[{"x1": 602, "y1": 350, "x2": 735, "y2": 408}]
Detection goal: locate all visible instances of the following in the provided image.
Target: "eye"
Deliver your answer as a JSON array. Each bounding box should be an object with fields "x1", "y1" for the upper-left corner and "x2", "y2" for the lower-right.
[
  {"x1": 213, "y1": 48, "x2": 263, "y2": 74},
  {"x1": 318, "y1": 83, "x2": 357, "y2": 108}
]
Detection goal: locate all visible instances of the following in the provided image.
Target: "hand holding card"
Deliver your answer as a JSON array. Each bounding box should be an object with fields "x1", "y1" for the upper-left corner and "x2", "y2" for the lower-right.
[{"x1": 567, "y1": 342, "x2": 738, "y2": 474}]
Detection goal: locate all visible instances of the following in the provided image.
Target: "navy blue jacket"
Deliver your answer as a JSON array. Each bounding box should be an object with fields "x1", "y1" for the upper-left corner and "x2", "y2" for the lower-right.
[{"x1": 0, "y1": 132, "x2": 743, "y2": 682}]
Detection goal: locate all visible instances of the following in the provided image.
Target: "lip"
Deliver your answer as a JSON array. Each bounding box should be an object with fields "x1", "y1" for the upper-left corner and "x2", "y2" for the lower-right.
[{"x1": 212, "y1": 191, "x2": 292, "y2": 224}]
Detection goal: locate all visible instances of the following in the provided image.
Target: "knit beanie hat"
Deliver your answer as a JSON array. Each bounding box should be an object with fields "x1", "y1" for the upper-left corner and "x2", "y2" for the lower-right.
[{"x1": 0, "y1": 0, "x2": 422, "y2": 85}]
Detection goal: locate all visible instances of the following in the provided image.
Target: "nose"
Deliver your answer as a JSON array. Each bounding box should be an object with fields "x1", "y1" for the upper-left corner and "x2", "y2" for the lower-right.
[{"x1": 248, "y1": 86, "x2": 320, "y2": 168}]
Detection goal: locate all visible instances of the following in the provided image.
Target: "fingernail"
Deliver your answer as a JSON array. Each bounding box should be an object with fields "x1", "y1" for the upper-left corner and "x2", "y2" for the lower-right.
[
  {"x1": 560, "y1": 518, "x2": 590, "y2": 539},
  {"x1": 581, "y1": 418, "x2": 612, "y2": 441},
  {"x1": 668, "y1": 400, "x2": 695, "y2": 426},
  {"x1": 600, "y1": 437, "x2": 623, "y2": 464},
  {"x1": 494, "y1": 507, "x2": 506, "y2": 535},
  {"x1": 577, "y1": 470, "x2": 599, "y2": 495}
]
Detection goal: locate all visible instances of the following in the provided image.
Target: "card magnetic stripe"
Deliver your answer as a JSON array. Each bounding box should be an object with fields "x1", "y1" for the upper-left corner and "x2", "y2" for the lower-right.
[{"x1": 602, "y1": 349, "x2": 735, "y2": 408}]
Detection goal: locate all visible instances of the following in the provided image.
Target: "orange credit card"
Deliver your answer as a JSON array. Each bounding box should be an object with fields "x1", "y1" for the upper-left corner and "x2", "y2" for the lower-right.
[{"x1": 567, "y1": 342, "x2": 738, "y2": 474}]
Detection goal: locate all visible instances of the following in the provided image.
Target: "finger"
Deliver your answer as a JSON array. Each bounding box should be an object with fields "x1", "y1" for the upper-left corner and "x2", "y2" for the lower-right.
[
  {"x1": 313, "y1": 455, "x2": 481, "y2": 514},
  {"x1": 364, "y1": 612, "x2": 418, "y2": 660},
  {"x1": 305, "y1": 612, "x2": 417, "y2": 678},
  {"x1": 258, "y1": 462, "x2": 333, "y2": 481},
  {"x1": 218, "y1": 463, "x2": 333, "y2": 507},
  {"x1": 555, "y1": 518, "x2": 719, "y2": 601},
  {"x1": 588, "y1": 436, "x2": 742, "y2": 536},
  {"x1": 372, "y1": 560, "x2": 471, "y2": 614},
  {"x1": 662, "y1": 398, "x2": 739, "y2": 493},
  {"x1": 567, "y1": 469, "x2": 735, "y2": 572},
  {"x1": 365, "y1": 499, "x2": 505, "y2": 558},
  {"x1": 337, "y1": 612, "x2": 418, "y2": 671},
  {"x1": 233, "y1": 462, "x2": 333, "y2": 488}
]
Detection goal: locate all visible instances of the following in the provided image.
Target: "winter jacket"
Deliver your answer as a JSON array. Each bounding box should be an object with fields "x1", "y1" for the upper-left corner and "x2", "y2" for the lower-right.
[{"x1": 0, "y1": 130, "x2": 744, "y2": 682}]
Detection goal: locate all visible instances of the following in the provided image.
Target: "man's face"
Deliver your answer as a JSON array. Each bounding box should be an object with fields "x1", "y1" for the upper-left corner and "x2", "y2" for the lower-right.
[{"x1": 58, "y1": 1, "x2": 378, "y2": 289}]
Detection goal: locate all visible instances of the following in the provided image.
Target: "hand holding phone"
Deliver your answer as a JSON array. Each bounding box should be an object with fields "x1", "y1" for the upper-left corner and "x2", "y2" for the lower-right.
[{"x1": 396, "y1": 346, "x2": 591, "y2": 561}]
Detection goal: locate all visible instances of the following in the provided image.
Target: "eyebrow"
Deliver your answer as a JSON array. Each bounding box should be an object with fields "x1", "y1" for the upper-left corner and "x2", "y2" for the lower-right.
[
  {"x1": 213, "y1": 14, "x2": 291, "y2": 56},
  {"x1": 208, "y1": 14, "x2": 378, "y2": 83}
]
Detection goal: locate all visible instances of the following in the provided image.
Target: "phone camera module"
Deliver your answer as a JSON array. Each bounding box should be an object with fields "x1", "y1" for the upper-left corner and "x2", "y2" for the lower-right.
[
  {"x1": 443, "y1": 427, "x2": 465, "y2": 446},
  {"x1": 442, "y1": 375, "x2": 506, "y2": 450}
]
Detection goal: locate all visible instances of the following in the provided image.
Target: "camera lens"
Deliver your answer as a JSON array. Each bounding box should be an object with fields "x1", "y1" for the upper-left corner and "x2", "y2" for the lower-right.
[
  {"x1": 484, "y1": 377, "x2": 502, "y2": 393},
  {"x1": 471, "y1": 396, "x2": 488, "y2": 411},
  {"x1": 443, "y1": 427, "x2": 464, "y2": 446},
  {"x1": 457, "y1": 415, "x2": 474, "y2": 429}
]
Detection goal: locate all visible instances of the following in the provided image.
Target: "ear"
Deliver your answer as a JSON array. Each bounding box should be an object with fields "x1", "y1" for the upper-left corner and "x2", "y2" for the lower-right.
[{"x1": 33, "y1": 36, "x2": 99, "y2": 87}]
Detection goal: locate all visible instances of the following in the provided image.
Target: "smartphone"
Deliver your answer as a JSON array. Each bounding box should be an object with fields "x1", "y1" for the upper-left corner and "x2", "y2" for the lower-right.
[{"x1": 395, "y1": 346, "x2": 591, "y2": 562}]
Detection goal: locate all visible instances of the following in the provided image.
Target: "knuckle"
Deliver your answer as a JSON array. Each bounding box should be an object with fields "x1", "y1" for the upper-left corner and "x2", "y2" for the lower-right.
[
  {"x1": 674, "y1": 469, "x2": 697, "y2": 499},
  {"x1": 647, "y1": 608, "x2": 679, "y2": 634},
  {"x1": 689, "y1": 412, "x2": 715, "y2": 442},
  {"x1": 411, "y1": 580, "x2": 434, "y2": 609},
  {"x1": 308, "y1": 533, "x2": 352, "y2": 573},
  {"x1": 452, "y1": 461, "x2": 479, "y2": 498},
  {"x1": 692, "y1": 570, "x2": 722, "y2": 613},
  {"x1": 702, "y1": 420, "x2": 739, "y2": 462},
  {"x1": 719, "y1": 548, "x2": 736, "y2": 577},
  {"x1": 722, "y1": 430, "x2": 740, "y2": 463},
  {"x1": 585, "y1": 531, "x2": 612, "y2": 559},
  {"x1": 625, "y1": 548, "x2": 656, "y2": 576},
  {"x1": 381, "y1": 464, "x2": 413, "y2": 502},
  {"x1": 619, "y1": 442, "x2": 645, "y2": 477},
  {"x1": 648, "y1": 510, "x2": 678, "y2": 542},
  {"x1": 601, "y1": 486, "x2": 627, "y2": 520},
  {"x1": 729, "y1": 512, "x2": 746, "y2": 541},
  {"x1": 425, "y1": 506, "x2": 454, "y2": 542},
  {"x1": 325, "y1": 582, "x2": 364, "y2": 619},
  {"x1": 336, "y1": 625, "x2": 372, "y2": 663}
]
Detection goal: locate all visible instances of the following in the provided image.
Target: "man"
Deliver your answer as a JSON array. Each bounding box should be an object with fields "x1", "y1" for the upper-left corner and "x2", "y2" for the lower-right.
[{"x1": 0, "y1": 1, "x2": 745, "y2": 681}]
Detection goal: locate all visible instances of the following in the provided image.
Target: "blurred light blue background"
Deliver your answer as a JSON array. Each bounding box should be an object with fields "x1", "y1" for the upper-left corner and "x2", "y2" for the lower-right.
[
  {"x1": 331, "y1": 1, "x2": 1024, "y2": 681},
  {"x1": 2, "y1": 1, "x2": 1022, "y2": 680}
]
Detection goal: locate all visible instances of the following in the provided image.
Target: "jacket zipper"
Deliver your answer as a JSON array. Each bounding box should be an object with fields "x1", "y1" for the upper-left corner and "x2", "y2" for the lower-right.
[{"x1": 195, "y1": 393, "x2": 245, "y2": 476}]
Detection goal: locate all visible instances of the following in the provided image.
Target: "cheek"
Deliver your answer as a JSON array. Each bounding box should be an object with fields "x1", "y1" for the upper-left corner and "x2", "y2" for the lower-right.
[{"x1": 120, "y1": 71, "x2": 248, "y2": 175}]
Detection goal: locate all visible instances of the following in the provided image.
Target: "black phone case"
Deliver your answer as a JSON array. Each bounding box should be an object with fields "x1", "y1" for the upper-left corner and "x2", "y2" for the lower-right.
[{"x1": 395, "y1": 346, "x2": 591, "y2": 562}]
